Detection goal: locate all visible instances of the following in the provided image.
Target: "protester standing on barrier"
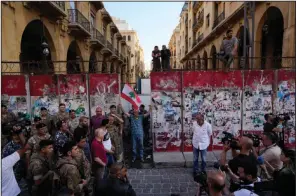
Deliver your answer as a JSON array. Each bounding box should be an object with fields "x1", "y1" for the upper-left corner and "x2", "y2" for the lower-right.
[
  {"x1": 192, "y1": 113, "x2": 212, "y2": 176},
  {"x1": 219, "y1": 29, "x2": 238, "y2": 71},
  {"x1": 152, "y1": 46, "x2": 161, "y2": 72}
]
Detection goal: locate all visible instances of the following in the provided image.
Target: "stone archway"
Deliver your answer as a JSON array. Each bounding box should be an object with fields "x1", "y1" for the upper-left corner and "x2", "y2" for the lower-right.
[
  {"x1": 20, "y1": 19, "x2": 56, "y2": 73},
  {"x1": 210, "y1": 45, "x2": 217, "y2": 70},
  {"x1": 256, "y1": 6, "x2": 284, "y2": 69},
  {"x1": 202, "y1": 51, "x2": 208, "y2": 70},
  {"x1": 89, "y1": 51, "x2": 97, "y2": 73},
  {"x1": 67, "y1": 41, "x2": 83, "y2": 73},
  {"x1": 196, "y1": 54, "x2": 201, "y2": 70}
]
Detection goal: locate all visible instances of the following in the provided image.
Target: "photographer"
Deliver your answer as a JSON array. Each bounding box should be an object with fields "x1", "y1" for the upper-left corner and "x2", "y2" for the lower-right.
[
  {"x1": 263, "y1": 113, "x2": 275, "y2": 133},
  {"x1": 258, "y1": 132, "x2": 283, "y2": 178}
]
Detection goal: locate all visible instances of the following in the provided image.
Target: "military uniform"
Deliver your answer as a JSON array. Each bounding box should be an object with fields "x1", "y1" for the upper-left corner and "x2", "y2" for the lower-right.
[
  {"x1": 41, "y1": 114, "x2": 54, "y2": 135},
  {"x1": 56, "y1": 157, "x2": 85, "y2": 196},
  {"x1": 106, "y1": 124, "x2": 123, "y2": 162},
  {"x1": 1, "y1": 112, "x2": 17, "y2": 148},
  {"x1": 54, "y1": 112, "x2": 69, "y2": 125},
  {"x1": 74, "y1": 148, "x2": 91, "y2": 183},
  {"x1": 27, "y1": 153, "x2": 53, "y2": 196},
  {"x1": 26, "y1": 133, "x2": 52, "y2": 154}
]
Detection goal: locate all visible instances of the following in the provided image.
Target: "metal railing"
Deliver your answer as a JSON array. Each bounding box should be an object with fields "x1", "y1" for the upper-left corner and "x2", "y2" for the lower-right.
[
  {"x1": 53, "y1": 1, "x2": 65, "y2": 11},
  {"x1": 114, "y1": 48, "x2": 119, "y2": 57},
  {"x1": 90, "y1": 27, "x2": 105, "y2": 44},
  {"x1": 197, "y1": 33, "x2": 204, "y2": 43},
  {"x1": 193, "y1": 1, "x2": 203, "y2": 11},
  {"x1": 153, "y1": 57, "x2": 296, "y2": 72},
  {"x1": 68, "y1": 9, "x2": 90, "y2": 33},
  {"x1": 213, "y1": 11, "x2": 225, "y2": 29}
]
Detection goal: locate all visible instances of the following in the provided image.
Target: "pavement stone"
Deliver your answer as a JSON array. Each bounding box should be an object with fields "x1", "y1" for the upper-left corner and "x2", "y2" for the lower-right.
[{"x1": 128, "y1": 168, "x2": 214, "y2": 196}]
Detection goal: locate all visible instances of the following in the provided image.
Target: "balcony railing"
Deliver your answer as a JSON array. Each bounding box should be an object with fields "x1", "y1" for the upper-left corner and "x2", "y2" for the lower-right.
[
  {"x1": 53, "y1": 1, "x2": 65, "y2": 11},
  {"x1": 193, "y1": 1, "x2": 203, "y2": 12},
  {"x1": 68, "y1": 9, "x2": 90, "y2": 33},
  {"x1": 106, "y1": 41, "x2": 113, "y2": 52},
  {"x1": 213, "y1": 11, "x2": 225, "y2": 29},
  {"x1": 91, "y1": 27, "x2": 105, "y2": 44},
  {"x1": 197, "y1": 33, "x2": 204, "y2": 43},
  {"x1": 114, "y1": 48, "x2": 119, "y2": 57}
]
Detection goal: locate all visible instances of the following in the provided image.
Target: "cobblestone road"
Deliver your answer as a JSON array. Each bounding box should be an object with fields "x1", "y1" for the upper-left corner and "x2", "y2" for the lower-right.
[{"x1": 128, "y1": 168, "x2": 212, "y2": 196}]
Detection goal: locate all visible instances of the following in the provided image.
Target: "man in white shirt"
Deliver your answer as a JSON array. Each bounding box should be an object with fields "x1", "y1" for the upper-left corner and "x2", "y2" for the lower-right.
[
  {"x1": 192, "y1": 113, "x2": 212, "y2": 175},
  {"x1": 2, "y1": 148, "x2": 26, "y2": 196}
]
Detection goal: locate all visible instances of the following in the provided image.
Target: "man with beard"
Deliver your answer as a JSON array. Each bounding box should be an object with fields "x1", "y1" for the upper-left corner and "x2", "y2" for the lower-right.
[
  {"x1": 74, "y1": 116, "x2": 91, "y2": 161},
  {"x1": 161, "y1": 45, "x2": 171, "y2": 71},
  {"x1": 27, "y1": 140, "x2": 55, "y2": 196},
  {"x1": 219, "y1": 29, "x2": 238, "y2": 71}
]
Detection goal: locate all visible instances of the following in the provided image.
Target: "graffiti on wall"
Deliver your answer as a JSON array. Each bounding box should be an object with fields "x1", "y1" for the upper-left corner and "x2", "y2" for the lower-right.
[
  {"x1": 59, "y1": 75, "x2": 88, "y2": 117},
  {"x1": 89, "y1": 74, "x2": 119, "y2": 115},
  {"x1": 151, "y1": 72, "x2": 182, "y2": 151},
  {"x1": 274, "y1": 70, "x2": 296, "y2": 148},
  {"x1": 30, "y1": 75, "x2": 59, "y2": 117},
  {"x1": 243, "y1": 71, "x2": 274, "y2": 132},
  {"x1": 2, "y1": 75, "x2": 28, "y2": 117}
]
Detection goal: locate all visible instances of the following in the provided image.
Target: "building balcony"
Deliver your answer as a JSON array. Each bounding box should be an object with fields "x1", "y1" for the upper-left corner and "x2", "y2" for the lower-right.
[
  {"x1": 197, "y1": 33, "x2": 204, "y2": 43},
  {"x1": 213, "y1": 11, "x2": 225, "y2": 29},
  {"x1": 193, "y1": 1, "x2": 203, "y2": 13},
  {"x1": 91, "y1": 1, "x2": 104, "y2": 10},
  {"x1": 68, "y1": 9, "x2": 91, "y2": 37},
  {"x1": 110, "y1": 23, "x2": 118, "y2": 33},
  {"x1": 101, "y1": 40, "x2": 113, "y2": 55},
  {"x1": 110, "y1": 48, "x2": 119, "y2": 60},
  {"x1": 101, "y1": 9, "x2": 112, "y2": 24},
  {"x1": 28, "y1": 2, "x2": 66, "y2": 19},
  {"x1": 115, "y1": 32, "x2": 122, "y2": 40},
  {"x1": 90, "y1": 27, "x2": 105, "y2": 48}
]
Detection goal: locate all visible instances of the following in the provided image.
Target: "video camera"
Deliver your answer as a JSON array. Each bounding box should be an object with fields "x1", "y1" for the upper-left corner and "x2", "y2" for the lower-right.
[
  {"x1": 221, "y1": 131, "x2": 240, "y2": 150},
  {"x1": 273, "y1": 113, "x2": 291, "y2": 127},
  {"x1": 243, "y1": 133, "x2": 261, "y2": 147}
]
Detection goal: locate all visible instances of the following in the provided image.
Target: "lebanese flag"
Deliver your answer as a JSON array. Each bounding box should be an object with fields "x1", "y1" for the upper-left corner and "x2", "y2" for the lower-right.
[{"x1": 121, "y1": 84, "x2": 142, "y2": 109}]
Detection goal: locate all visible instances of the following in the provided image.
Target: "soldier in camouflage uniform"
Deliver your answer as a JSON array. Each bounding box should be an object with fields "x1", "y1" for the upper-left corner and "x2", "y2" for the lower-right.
[
  {"x1": 25, "y1": 123, "x2": 52, "y2": 168},
  {"x1": 31, "y1": 117, "x2": 42, "y2": 136},
  {"x1": 1, "y1": 104, "x2": 17, "y2": 148},
  {"x1": 56, "y1": 141, "x2": 88, "y2": 196},
  {"x1": 40, "y1": 107, "x2": 55, "y2": 135},
  {"x1": 27, "y1": 140, "x2": 55, "y2": 196},
  {"x1": 106, "y1": 115, "x2": 124, "y2": 162},
  {"x1": 53, "y1": 104, "x2": 70, "y2": 132},
  {"x1": 74, "y1": 134, "x2": 92, "y2": 195}
]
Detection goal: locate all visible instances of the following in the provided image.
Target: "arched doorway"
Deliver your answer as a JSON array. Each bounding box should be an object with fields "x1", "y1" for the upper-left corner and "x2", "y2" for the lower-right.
[
  {"x1": 67, "y1": 41, "x2": 82, "y2": 73},
  {"x1": 197, "y1": 55, "x2": 201, "y2": 70},
  {"x1": 202, "y1": 51, "x2": 208, "y2": 70},
  {"x1": 210, "y1": 45, "x2": 217, "y2": 70},
  {"x1": 236, "y1": 25, "x2": 250, "y2": 68},
  {"x1": 89, "y1": 51, "x2": 97, "y2": 73},
  {"x1": 20, "y1": 20, "x2": 55, "y2": 74},
  {"x1": 259, "y1": 6, "x2": 284, "y2": 69}
]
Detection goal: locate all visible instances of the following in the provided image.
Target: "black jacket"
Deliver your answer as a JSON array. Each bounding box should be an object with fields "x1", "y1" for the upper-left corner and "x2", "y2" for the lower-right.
[
  {"x1": 95, "y1": 177, "x2": 136, "y2": 196},
  {"x1": 161, "y1": 49, "x2": 171, "y2": 60}
]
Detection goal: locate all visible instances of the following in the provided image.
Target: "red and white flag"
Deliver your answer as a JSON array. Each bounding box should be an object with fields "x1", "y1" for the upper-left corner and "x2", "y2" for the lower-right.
[{"x1": 121, "y1": 84, "x2": 142, "y2": 109}]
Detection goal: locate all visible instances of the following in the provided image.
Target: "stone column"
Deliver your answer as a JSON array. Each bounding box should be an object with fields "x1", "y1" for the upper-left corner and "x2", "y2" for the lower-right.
[
  {"x1": 106, "y1": 62, "x2": 111, "y2": 73},
  {"x1": 97, "y1": 62, "x2": 102, "y2": 73}
]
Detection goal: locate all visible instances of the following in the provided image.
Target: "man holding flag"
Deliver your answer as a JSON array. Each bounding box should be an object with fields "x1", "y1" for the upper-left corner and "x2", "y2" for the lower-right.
[{"x1": 120, "y1": 84, "x2": 152, "y2": 163}]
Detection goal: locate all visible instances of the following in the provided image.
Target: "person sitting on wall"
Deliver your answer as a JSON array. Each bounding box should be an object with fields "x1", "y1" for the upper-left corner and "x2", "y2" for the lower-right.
[{"x1": 219, "y1": 29, "x2": 238, "y2": 71}]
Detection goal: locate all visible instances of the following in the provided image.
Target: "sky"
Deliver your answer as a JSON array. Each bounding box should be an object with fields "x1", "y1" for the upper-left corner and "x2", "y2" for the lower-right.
[{"x1": 104, "y1": 2, "x2": 184, "y2": 70}]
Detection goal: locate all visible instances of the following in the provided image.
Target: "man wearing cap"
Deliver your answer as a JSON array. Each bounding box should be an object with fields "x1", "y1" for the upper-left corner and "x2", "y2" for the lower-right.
[
  {"x1": 119, "y1": 104, "x2": 152, "y2": 163},
  {"x1": 25, "y1": 123, "x2": 52, "y2": 168}
]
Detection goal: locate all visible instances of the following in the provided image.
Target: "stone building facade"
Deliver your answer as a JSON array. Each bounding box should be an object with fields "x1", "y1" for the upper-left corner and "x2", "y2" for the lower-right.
[
  {"x1": 169, "y1": 25, "x2": 182, "y2": 69},
  {"x1": 2, "y1": 1, "x2": 132, "y2": 83},
  {"x1": 113, "y1": 17, "x2": 145, "y2": 84},
  {"x1": 171, "y1": 1, "x2": 295, "y2": 69}
]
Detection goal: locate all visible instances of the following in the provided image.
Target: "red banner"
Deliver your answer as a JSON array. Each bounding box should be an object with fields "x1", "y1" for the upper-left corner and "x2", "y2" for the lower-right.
[
  {"x1": 2, "y1": 75, "x2": 26, "y2": 96},
  {"x1": 89, "y1": 74, "x2": 119, "y2": 95},
  {"x1": 29, "y1": 75, "x2": 58, "y2": 96},
  {"x1": 150, "y1": 72, "x2": 182, "y2": 92},
  {"x1": 58, "y1": 74, "x2": 86, "y2": 95},
  {"x1": 183, "y1": 71, "x2": 214, "y2": 87},
  {"x1": 244, "y1": 70, "x2": 274, "y2": 87},
  {"x1": 278, "y1": 69, "x2": 296, "y2": 82},
  {"x1": 213, "y1": 70, "x2": 243, "y2": 88}
]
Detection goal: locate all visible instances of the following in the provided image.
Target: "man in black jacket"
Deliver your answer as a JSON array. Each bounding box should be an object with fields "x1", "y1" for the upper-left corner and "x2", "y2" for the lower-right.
[
  {"x1": 161, "y1": 45, "x2": 171, "y2": 71},
  {"x1": 95, "y1": 163, "x2": 136, "y2": 196}
]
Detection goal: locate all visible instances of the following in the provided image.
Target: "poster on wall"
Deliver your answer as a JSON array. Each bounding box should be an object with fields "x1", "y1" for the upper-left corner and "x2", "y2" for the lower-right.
[
  {"x1": 212, "y1": 71, "x2": 242, "y2": 150},
  {"x1": 183, "y1": 71, "x2": 215, "y2": 151},
  {"x1": 30, "y1": 75, "x2": 59, "y2": 117},
  {"x1": 243, "y1": 70, "x2": 274, "y2": 133},
  {"x1": 59, "y1": 74, "x2": 88, "y2": 117},
  {"x1": 274, "y1": 70, "x2": 296, "y2": 148},
  {"x1": 151, "y1": 72, "x2": 182, "y2": 152},
  {"x1": 89, "y1": 74, "x2": 120, "y2": 116},
  {"x1": 1, "y1": 75, "x2": 28, "y2": 118}
]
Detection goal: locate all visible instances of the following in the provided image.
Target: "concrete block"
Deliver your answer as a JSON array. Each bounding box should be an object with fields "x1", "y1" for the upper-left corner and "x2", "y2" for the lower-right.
[{"x1": 153, "y1": 152, "x2": 185, "y2": 168}]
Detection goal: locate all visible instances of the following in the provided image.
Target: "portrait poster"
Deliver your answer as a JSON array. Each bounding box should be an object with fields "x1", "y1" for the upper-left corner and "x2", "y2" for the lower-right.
[
  {"x1": 89, "y1": 74, "x2": 120, "y2": 116},
  {"x1": 1, "y1": 75, "x2": 28, "y2": 118},
  {"x1": 30, "y1": 75, "x2": 59, "y2": 117}
]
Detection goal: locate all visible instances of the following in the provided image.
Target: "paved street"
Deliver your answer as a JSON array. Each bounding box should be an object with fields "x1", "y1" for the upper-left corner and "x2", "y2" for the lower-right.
[{"x1": 128, "y1": 168, "x2": 211, "y2": 196}]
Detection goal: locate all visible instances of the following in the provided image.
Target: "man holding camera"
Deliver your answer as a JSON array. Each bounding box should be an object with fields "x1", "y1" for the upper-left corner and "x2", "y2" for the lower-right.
[{"x1": 192, "y1": 113, "x2": 212, "y2": 176}]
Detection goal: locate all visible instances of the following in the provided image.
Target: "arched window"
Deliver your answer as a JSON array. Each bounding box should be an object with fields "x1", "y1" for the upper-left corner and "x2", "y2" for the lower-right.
[{"x1": 128, "y1": 35, "x2": 131, "y2": 41}]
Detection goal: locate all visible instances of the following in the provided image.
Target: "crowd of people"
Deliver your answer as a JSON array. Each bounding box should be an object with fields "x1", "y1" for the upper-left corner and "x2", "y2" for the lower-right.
[
  {"x1": 192, "y1": 113, "x2": 295, "y2": 196},
  {"x1": 1, "y1": 103, "x2": 151, "y2": 196}
]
